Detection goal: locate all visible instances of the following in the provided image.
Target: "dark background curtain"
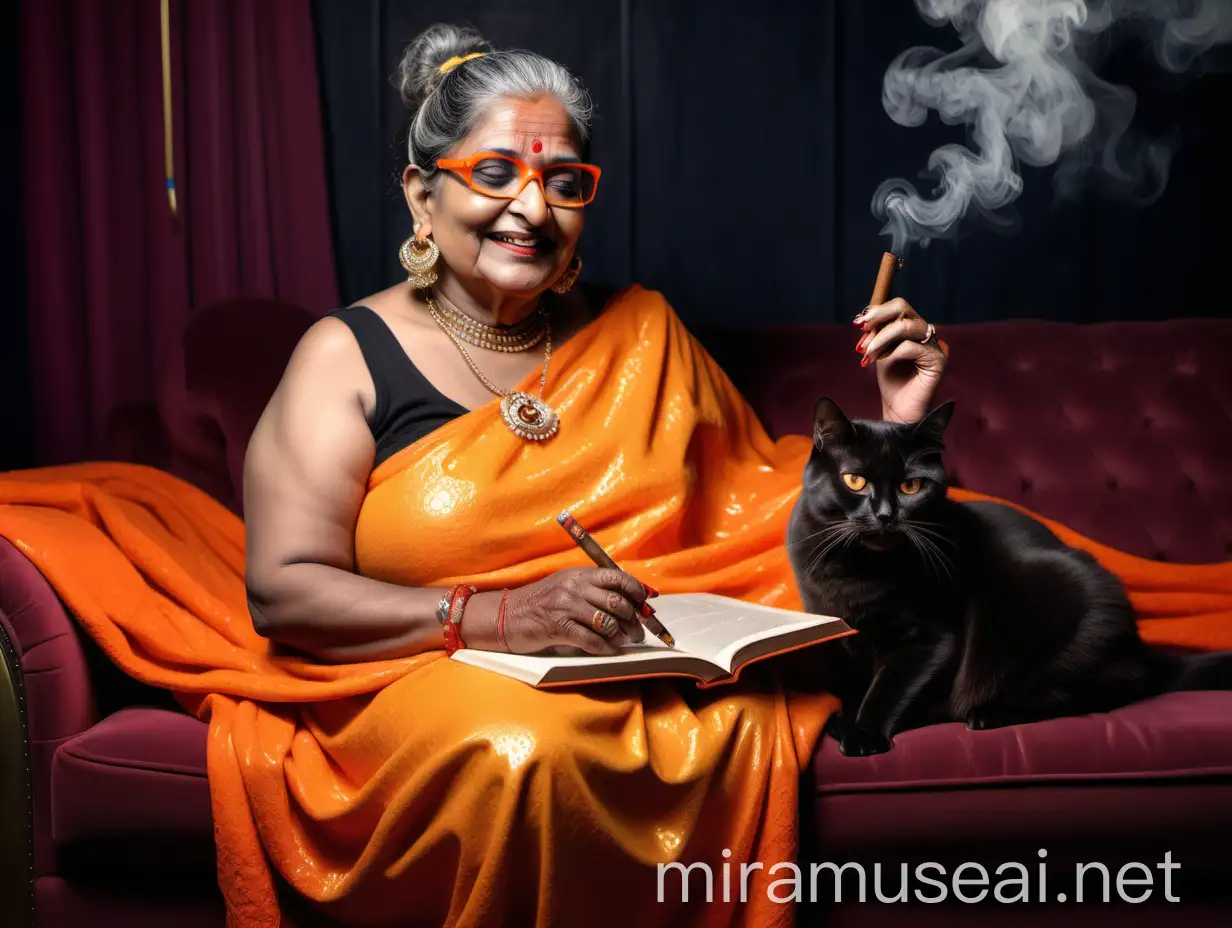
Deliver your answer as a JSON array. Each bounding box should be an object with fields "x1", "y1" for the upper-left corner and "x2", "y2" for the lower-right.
[
  {"x1": 2, "y1": 0, "x2": 31, "y2": 471},
  {"x1": 314, "y1": 0, "x2": 1230, "y2": 328},
  {"x1": 15, "y1": 0, "x2": 339, "y2": 469},
  {"x1": 5, "y1": 2, "x2": 1227, "y2": 471}
]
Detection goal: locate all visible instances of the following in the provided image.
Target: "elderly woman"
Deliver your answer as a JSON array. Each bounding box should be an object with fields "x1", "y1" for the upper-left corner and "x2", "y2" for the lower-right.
[
  {"x1": 237, "y1": 22, "x2": 948, "y2": 927},
  {"x1": 246, "y1": 20, "x2": 951, "y2": 923},
  {"x1": 1, "y1": 18, "x2": 1227, "y2": 928}
]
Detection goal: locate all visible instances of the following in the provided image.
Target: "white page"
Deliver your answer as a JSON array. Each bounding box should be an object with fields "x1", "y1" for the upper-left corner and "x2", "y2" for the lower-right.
[
  {"x1": 651, "y1": 594, "x2": 838, "y2": 671},
  {"x1": 452, "y1": 592, "x2": 842, "y2": 680}
]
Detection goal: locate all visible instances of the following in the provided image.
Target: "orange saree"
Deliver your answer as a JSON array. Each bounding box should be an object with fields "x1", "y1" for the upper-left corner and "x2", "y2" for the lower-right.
[{"x1": 1, "y1": 284, "x2": 1231, "y2": 928}]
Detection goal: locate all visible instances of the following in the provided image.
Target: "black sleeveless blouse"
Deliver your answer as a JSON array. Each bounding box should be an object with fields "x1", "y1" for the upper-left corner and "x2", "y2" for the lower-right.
[{"x1": 327, "y1": 305, "x2": 469, "y2": 467}]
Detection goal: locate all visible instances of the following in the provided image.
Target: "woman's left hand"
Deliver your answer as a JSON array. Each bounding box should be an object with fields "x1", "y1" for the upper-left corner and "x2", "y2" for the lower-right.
[{"x1": 854, "y1": 298, "x2": 948, "y2": 424}]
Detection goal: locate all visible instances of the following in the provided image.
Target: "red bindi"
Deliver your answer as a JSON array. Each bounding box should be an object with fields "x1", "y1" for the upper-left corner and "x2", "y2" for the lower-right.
[{"x1": 531, "y1": 139, "x2": 543, "y2": 153}]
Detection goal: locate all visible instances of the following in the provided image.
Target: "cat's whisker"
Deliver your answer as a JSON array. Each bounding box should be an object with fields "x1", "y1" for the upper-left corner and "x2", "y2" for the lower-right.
[
  {"x1": 904, "y1": 526, "x2": 955, "y2": 584},
  {"x1": 911, "y1": 532, "x2": 946, "y2": 581},
  {"x1": 909, "y1": 520, "x2": 956, "y2": 537},
  {"x1": 787, "y1": 522, "x2": 850, "y2": 550},
  {"x1": 900, "y1": 526, "x2": 936, "y2": 581},
  {"x1": 798, "y1": 526, "x2": 848, "y2": 561},
  {"x1": 815, "y1": 535, "x2": 858, "y2": 570},
  {"x1": 807, "y1": 525, "x2": 859, "y2": 571},
  {"x1": 798, "y1": 523, "x2": 852, "y2": 561},
  {"x1": 920, "y1": 530, "x2": 956, "y2": 579},
  {"x1": 905, "y1": 522, "x2": 959, "y2": 549},
  {"x1": 908, "y1": 519, "x2": 954, "y2": 533},
  {"x1": 902, "y1": 525, "x2": 933, "y2": 575}
]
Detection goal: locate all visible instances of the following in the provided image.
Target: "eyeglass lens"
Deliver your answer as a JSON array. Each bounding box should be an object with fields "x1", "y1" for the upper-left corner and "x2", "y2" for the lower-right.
[{"x1": 469, "y1": 157, "x2": 596, "y2": 205}]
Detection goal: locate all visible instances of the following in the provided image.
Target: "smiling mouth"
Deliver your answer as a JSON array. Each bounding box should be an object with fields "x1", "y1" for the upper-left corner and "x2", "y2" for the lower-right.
[{"x1": 487, "y1": 233, "x2": 554, "y2": 256}]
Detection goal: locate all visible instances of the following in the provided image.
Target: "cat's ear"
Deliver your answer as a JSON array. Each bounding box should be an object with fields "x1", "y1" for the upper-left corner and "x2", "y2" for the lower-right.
[
  {"x1": 813, "y1": 397, "x2": 855, "y2": 448},
  {"x1": 911, "y1": 400, "x2": 955, "y2": 445}
]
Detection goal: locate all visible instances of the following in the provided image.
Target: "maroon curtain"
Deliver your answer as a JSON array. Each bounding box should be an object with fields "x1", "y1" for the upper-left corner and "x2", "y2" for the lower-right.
[{"x1": 21, "y1": 0, "x2": 339, "y2": 466}]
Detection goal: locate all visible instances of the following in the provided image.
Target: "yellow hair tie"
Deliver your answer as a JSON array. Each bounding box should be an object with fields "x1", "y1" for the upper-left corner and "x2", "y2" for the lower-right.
[{"x1": 439, "y1": 52, "x2": 485, "y2": 75}]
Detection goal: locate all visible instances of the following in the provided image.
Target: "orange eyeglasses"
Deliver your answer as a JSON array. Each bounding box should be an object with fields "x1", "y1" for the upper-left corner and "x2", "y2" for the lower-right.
[{"x1": 435, "y1": 151, "x2": 602, "y2": 208}]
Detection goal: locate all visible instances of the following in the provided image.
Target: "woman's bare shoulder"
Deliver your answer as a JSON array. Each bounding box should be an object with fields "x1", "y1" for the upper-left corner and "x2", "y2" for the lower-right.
[
  {"x1": 282, "y1": 282, "x2": 414, "y2": 381},
  {"x1": 266, "y1": 305, "x2": 381, "y2": 422}
]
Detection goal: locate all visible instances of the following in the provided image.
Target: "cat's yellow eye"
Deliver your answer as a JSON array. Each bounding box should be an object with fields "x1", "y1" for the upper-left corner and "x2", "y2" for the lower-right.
[
  {"x1": 900, "y1": 477, "x2": 923, "y2": 495},
  {"x1": 842, "y1": 473, "x2": 867, "y2": 491}
]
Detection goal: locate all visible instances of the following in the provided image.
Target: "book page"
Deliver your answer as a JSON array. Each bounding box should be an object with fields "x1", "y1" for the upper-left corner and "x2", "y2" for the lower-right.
[
  {"x1": 451, "y1": 630, "x2": 696, "y2": 686},
  {"x1": 651, "y1": 593, "x2": 846, "y2": 672},
  {"x1": 451, "y1": 593, "x2": 848, "y2": 685}
]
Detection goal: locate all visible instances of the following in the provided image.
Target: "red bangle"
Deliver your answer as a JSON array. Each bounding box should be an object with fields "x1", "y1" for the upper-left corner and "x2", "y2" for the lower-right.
[
  {"x1": 442, "y1": 621, "x2": 462, "y2": 655},
  {"x1": 497, "y1": 589, "x2": 511, "y2": 651},
  {"x1": 444, "y1": 583, "x2": 477, "y2": 655}
]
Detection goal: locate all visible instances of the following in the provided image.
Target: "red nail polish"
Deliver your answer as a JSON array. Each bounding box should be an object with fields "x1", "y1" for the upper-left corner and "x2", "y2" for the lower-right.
[
  {"x1": 860, "y1": 355, "x2": 871, "y2": 367},
  {"x1": 644, "y1": 583, "x2": 659, "y2": 599}
]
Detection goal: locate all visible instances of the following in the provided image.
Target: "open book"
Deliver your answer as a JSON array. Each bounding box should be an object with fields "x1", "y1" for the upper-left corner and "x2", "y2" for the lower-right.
[{"x1": 451, "y1": 592, "x2": 853, "y2": 688}]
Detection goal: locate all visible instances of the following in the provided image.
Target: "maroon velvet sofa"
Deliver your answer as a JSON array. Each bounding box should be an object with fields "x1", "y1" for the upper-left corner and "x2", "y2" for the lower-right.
[{"x1": 2, "y1": 296, "x2": 1231, "y2": 927}]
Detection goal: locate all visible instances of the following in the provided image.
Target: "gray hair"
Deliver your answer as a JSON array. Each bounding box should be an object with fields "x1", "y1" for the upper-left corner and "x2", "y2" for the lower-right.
[{"x1": 395, "y1": 23, "x2": 595, "y2": 188}]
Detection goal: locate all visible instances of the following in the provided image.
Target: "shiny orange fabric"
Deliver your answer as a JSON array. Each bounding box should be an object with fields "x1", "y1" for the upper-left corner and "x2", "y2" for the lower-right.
[{"x1": 1, "y1": 284, "x2": 1230, "y2": 928}]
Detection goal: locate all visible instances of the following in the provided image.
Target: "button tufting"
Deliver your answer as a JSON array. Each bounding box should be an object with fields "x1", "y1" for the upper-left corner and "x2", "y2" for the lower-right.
[
  {"x1": 975, "y1": 416, "x2": 988, "y2": 431},
  {"x1": 1021, "y1": 477, "x2": 1033, "y2": 491},
  {"x1": 1106, "y1": 476, "x2": 1118, "y2": 491}
]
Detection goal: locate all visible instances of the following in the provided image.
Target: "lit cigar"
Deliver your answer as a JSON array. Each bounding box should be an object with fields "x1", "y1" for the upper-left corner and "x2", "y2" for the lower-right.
[
  {"x1": 870, "y1": 251, "x2": 903, "y2": 307},
  {"x1": 556, "y1": 510, "x2": 675, "y2": 648}
]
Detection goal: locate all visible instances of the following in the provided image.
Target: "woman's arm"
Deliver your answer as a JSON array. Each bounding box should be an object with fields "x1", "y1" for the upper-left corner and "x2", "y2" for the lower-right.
[{"x1": 242, "y1": 317, "x2": 501, "y2": 662}]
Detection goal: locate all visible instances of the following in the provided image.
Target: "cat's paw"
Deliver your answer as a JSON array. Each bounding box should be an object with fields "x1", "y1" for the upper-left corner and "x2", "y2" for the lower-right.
[
  {"x1": 838, "y1": 726, "x2": 892, "y2": 757},
  {"x1": 965, "y1": 708, "x2": 1028, "y2": 730},
  {"x1": 824, "y1": 713, "x2": 848, "y2": 740}
]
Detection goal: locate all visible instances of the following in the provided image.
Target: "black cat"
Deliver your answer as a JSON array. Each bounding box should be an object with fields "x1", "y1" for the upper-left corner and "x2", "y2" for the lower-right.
[{"x1": 786, "y1": 396, "x2": 1232, "y2": 758}]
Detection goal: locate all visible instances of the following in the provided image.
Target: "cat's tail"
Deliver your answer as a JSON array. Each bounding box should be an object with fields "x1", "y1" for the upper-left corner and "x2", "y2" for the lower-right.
[{"x1": 1149, "y1": 650, "x2": 1232, "y2": 693}]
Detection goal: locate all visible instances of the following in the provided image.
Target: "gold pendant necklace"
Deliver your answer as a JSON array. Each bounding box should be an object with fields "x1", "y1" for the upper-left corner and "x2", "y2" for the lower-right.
[{"x1": 425, "y1": 294, "x2": 559, "y2": 442}]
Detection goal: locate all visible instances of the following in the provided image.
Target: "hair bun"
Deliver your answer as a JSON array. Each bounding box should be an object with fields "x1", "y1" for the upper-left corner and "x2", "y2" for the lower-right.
[{"x1": 396, "y1": 23, "x2": 493, "y2": 110}]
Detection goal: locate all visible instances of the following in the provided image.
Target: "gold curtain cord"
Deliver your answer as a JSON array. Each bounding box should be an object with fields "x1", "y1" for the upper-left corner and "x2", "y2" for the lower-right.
[{"x1": 160, "y1": 0, "x2": 177, "y2": 218}]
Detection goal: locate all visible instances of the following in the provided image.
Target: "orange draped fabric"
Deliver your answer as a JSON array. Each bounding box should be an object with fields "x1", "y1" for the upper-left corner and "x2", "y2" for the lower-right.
[{"x1": 1, "y1": 285, "x2": 1230, "y2": 927}]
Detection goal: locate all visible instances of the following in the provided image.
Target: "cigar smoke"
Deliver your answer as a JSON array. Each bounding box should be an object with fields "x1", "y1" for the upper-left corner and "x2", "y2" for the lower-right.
[{"x1": 873, "y1": 0, "x2": 1232, "y2": 257}]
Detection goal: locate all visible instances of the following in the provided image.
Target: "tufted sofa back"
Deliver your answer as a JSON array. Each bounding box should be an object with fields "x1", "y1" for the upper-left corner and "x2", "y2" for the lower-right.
[{"x1": 700, "y1": 318, "x2": 1232, "y2": 564}]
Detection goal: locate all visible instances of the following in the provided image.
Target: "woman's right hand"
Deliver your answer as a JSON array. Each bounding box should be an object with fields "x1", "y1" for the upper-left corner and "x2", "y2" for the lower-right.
[{"x1": 468, "y1": 567, "x2": 652, "y2": 656}]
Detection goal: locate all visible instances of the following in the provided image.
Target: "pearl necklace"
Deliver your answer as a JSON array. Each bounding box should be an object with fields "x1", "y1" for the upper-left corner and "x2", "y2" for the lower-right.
[
  {"x1": 425, "y1": 294, "x2": 559, "y2": 442},
  {"x1": 432, "y1": 297, "x2": 547, "y2": 352}
]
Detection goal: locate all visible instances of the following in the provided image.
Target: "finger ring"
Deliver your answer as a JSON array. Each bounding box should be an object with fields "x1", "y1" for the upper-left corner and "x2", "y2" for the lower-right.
[
  {"x1": 591, "y1": 609, "x2": 614, "y2": 636},
  {"x1": 916, "y1": 322, "x2": 937, "y2": 346}
]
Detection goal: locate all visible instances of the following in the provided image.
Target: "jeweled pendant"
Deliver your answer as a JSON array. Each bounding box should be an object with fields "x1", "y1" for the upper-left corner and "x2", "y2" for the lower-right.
[{"x1": 500, "y1": 392, "x2": 559, "y2": 441}]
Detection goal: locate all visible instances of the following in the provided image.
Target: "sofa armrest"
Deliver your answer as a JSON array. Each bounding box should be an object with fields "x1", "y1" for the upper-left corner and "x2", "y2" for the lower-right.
[
  {"x1": 0, "y1": 536, "x2": 101, "y2": 892},
  {"x1": 0, "y1": 537, "x2": 98, "y2": 749},
  {"x1": 0, "y1": 597, "x2": 33, "y2": 926}
]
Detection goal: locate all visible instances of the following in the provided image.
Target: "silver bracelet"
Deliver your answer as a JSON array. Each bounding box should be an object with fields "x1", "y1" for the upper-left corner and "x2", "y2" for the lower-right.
[{"x1": 436, "y1": 592, "x2": 452, "y2": 625}]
